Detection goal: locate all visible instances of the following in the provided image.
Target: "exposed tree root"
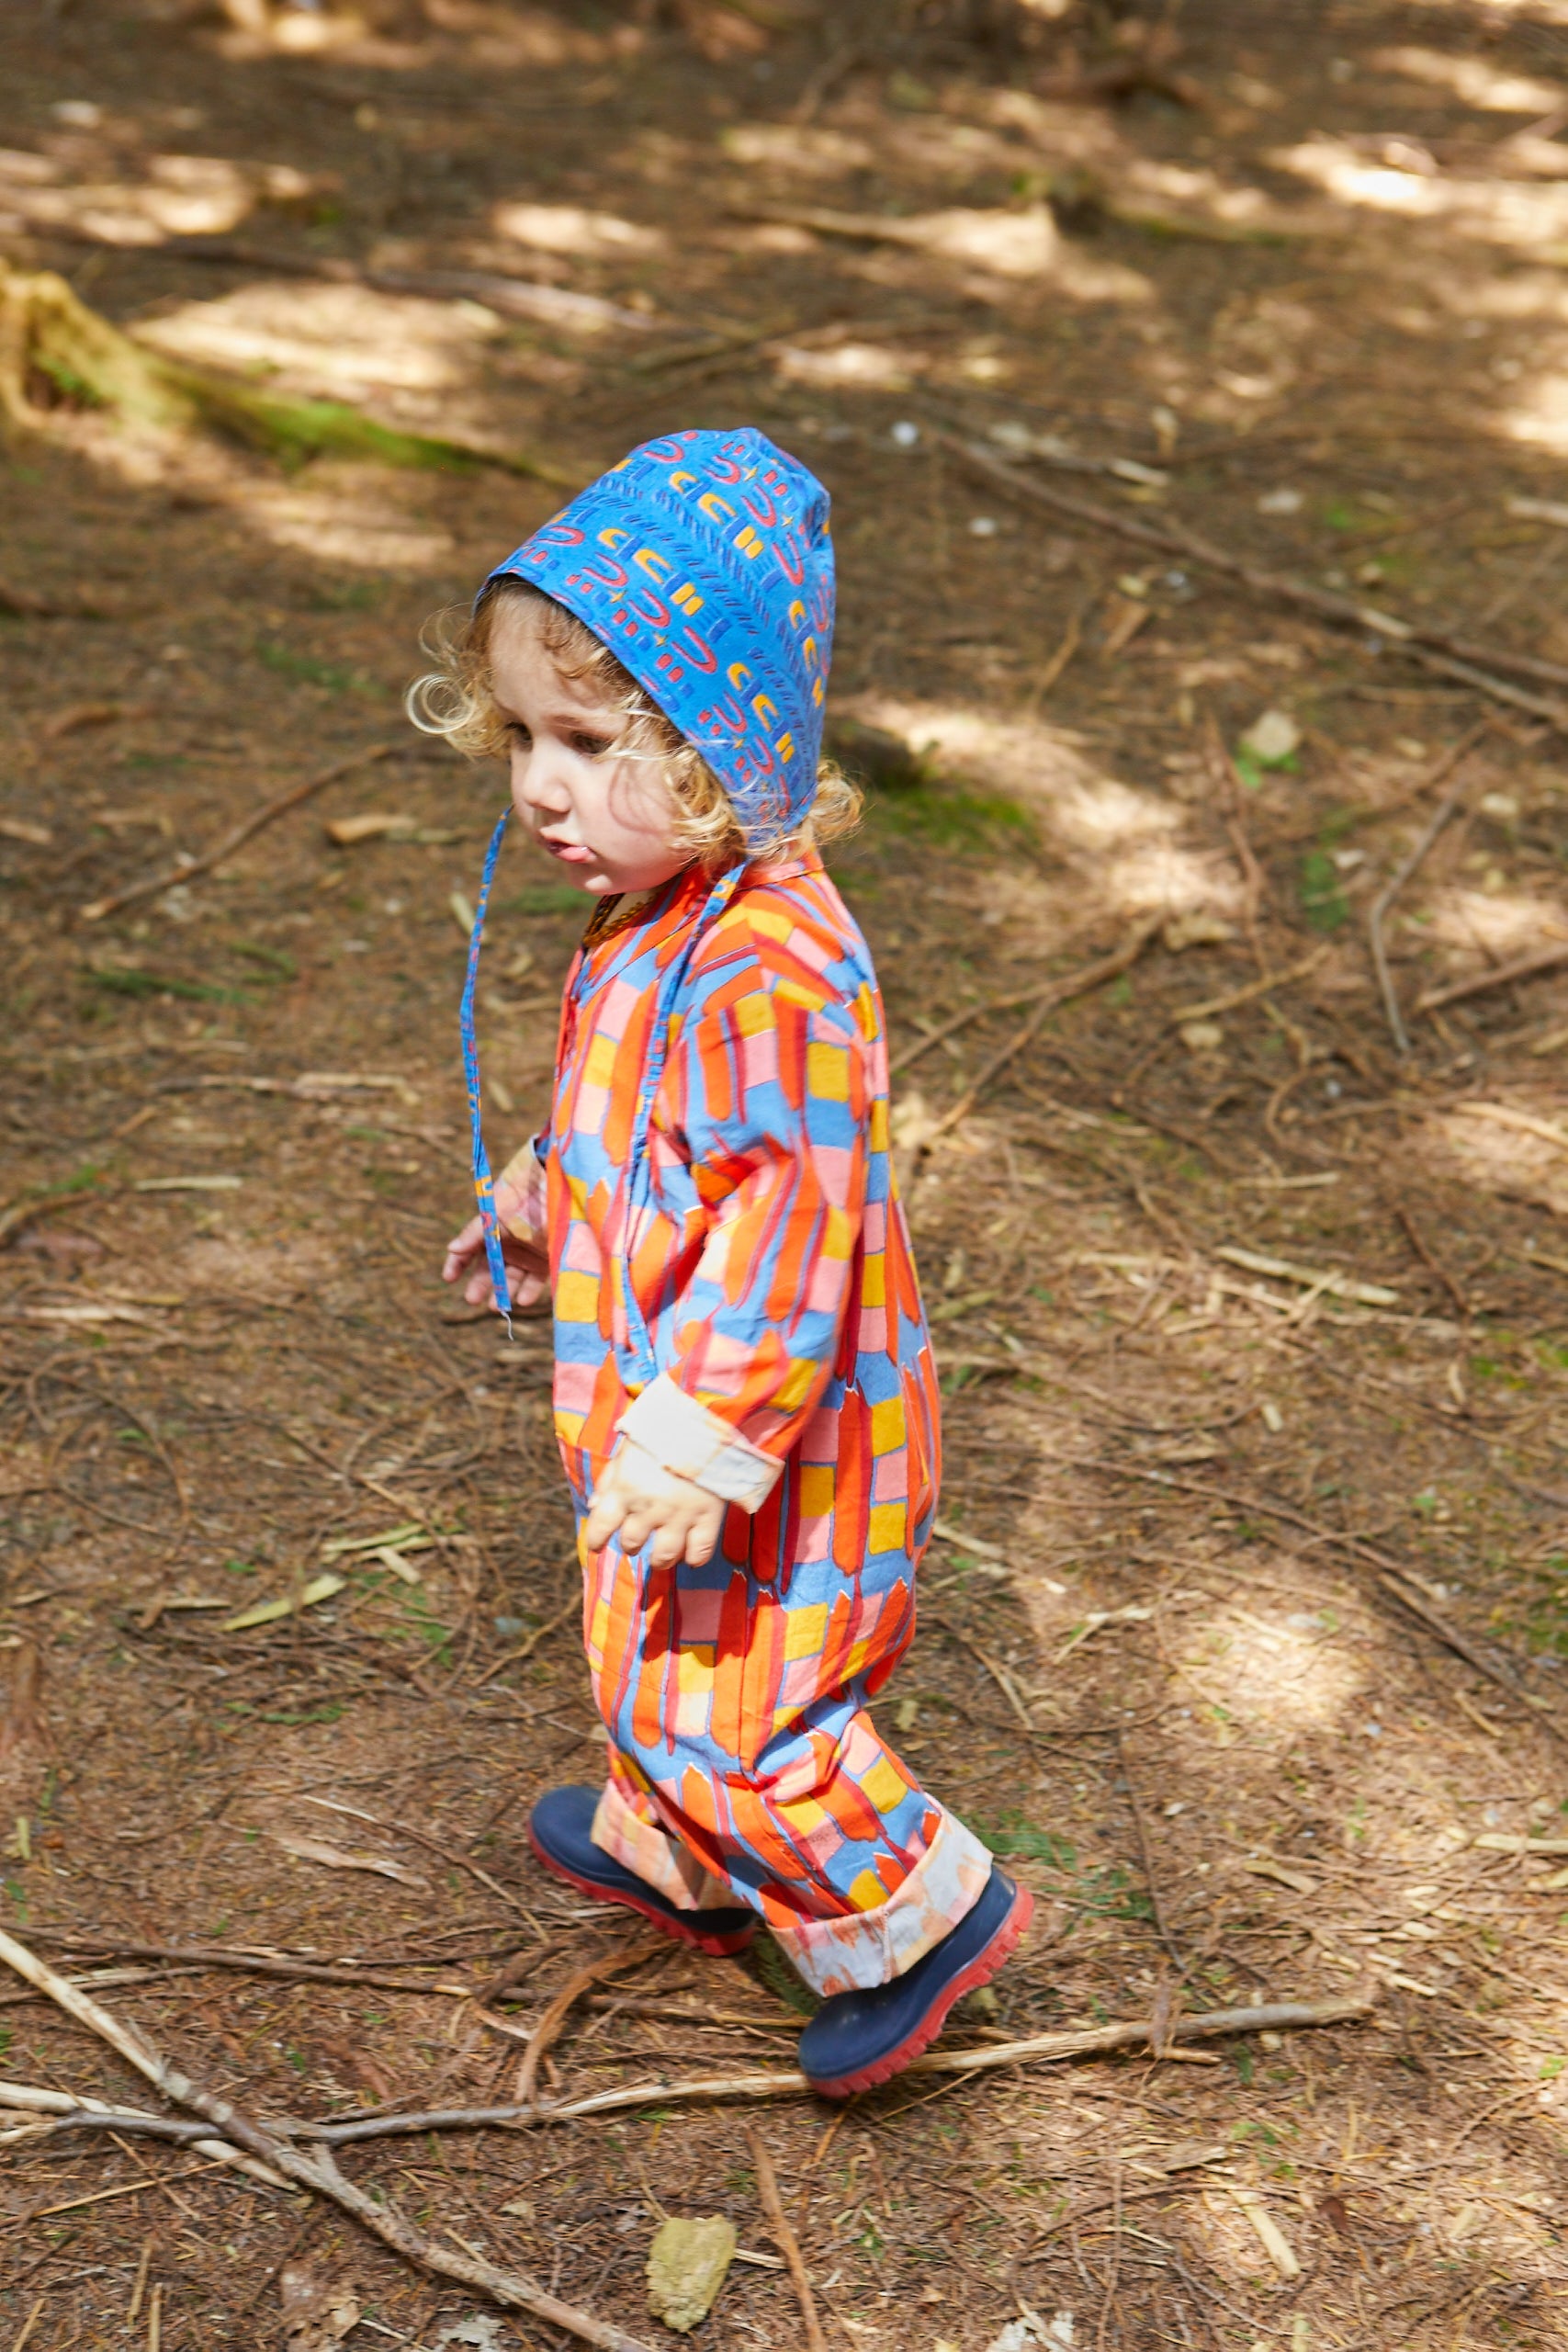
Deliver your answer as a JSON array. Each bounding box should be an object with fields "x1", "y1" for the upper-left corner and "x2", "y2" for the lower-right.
[{"x1": 0, "y1": 260, "x2": 566, "y2": 481}]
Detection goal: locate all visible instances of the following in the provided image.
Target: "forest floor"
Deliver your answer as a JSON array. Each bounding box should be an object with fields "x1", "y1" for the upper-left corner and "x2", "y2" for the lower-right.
[{"x1": 5, "y1": 1, "x2": 1568, "y2": 2346}]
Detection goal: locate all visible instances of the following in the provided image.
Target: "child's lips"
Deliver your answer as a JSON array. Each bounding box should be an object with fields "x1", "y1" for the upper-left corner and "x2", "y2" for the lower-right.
[{"x1": 543, "y1": 838, "x2": 594, "y2": 866}]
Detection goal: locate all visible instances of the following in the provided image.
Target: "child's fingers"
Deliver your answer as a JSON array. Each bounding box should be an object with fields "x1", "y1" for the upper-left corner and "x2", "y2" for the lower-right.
[{"x1": 583, "y1": 1488, "x2": 629, "y2": 1553}]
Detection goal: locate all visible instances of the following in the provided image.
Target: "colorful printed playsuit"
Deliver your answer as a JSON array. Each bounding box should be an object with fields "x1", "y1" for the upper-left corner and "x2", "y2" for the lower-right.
[{"x1": 505, "y1": 850, "x2": 994, "y2": 1997}]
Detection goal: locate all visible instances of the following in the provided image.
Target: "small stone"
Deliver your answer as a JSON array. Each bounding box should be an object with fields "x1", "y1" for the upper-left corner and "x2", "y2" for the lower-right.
[
  {"x1": 1179, "y1": 1020, "x2": 1225, "y2": 1055},
  {"x1": 647, "y1": 2215, "x2": 738, "y2": 2334},
  {"x1": 1239, "y1": 708, "x2": 1301, "y2": 765}
]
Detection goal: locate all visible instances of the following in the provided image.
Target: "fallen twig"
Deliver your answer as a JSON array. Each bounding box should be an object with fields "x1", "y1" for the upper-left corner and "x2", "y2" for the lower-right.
[
  {"x1": 515, "y1": 1940, "x2": 665, "y2": 2106},
  {"x1": 928, "y1": 1611, "x2": 1036, "y2": 1730},
  {"x1": 0, "y1": 577, "x2": 118, "y2": 620},
  {"x1": 747, "y1": 2127, "x2": 829, "y2": 2352},
  {"x1": 890, "y1": 919, "x2": 1160, "y2": 1080},
  {"x1": 1368, "y1": 754, "x2": 1480, "y2": 1053},
  {"x1": 1172, "y1": 944, "x2": 1331, "y2": 1027},
  {"x1": 936, "y1": 433, "x2": 1568, "y2": 727},
  {"x1": 1081, "y1": 1458, "x2": 1562, "y2": 1733},
  {"x1": 78, "y1": 742, "x2": 398, "y2": 925},
  {"x1": 30, "y1": 1937, "x2": 477, "y2": 1998},
  {"x1": 292, "y1": 1998, "x2": 1370, "y2": 2141},
  {"x1": 933, "y1": 919, "x2": 1164, "y2": 1134},
  {"x1": 1415, "y1": 939, "x2": 1568, "y2": 1014},
  {"x1": 0, "y1": 1927, "x2": 658, "y2": 2352},
  {"x1": 1388, "y1": 1197, "x2": 1471, "y2": 1319},
  {"x1": 1118, "y1": 1732, "x2": 1186, "y2": 1974},
  {"x1": 0, "y1": 1174, "x2": 116, "y2": 1250},
  {"x1": 0, "y1": 2077, "x2": 283, "y2": 2184}
]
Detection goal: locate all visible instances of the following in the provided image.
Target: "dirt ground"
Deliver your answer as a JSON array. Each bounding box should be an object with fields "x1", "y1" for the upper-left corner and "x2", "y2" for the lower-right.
[{"x1": 5, "y1": 0, "x2": 1568, "y2": 2345}]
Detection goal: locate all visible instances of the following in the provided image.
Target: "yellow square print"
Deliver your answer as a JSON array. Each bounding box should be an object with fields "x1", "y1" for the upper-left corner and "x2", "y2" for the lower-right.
[
  {"x1": 807, "y1": 1040, "x2": 850, "y2": 1102},
  {"x1": 870, "y1": 1395, "x2": 905, "y2": 1453},
  {"x1": 783, "y1": 1602, "x2": 829, "y2": 1662},
  {"x1": 848, "y1": 1865, "x2": 890, "y2": 1913},
  {"x1": 798, "y1": 1463, "x2": 835, "y2": 1519},
  {"x1": 858, "y1": 1753, "x2": 908, "y2": 1816},
  {"x1": 554, "y1": 1270, "x2": 600, "y2": 1323}
]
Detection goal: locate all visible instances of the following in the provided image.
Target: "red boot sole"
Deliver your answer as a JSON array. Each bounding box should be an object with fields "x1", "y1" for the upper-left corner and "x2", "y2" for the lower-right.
[
  {"x1": 526, "y1": 1825, "x2": 759, "y2": 1957},
  {"x1": 804, "y1": 1882, "x2": 1034, "y2": 2100}
]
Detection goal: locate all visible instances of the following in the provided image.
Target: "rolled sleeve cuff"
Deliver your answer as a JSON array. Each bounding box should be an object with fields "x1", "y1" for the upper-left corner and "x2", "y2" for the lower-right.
[{"x1": 616, "y1": 1373, "x2": 783, "y2": 1512}]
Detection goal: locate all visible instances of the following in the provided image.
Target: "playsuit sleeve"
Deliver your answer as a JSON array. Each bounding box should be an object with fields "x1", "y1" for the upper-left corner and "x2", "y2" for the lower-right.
[{"x1": 615, "y1": 984, "x2": 869, "y2": 1512}]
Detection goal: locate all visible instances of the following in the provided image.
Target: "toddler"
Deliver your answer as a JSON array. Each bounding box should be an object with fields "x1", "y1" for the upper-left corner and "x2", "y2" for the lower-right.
[{"x1": 414, "y1": 427, "x2": 1030, "y2": 2096}]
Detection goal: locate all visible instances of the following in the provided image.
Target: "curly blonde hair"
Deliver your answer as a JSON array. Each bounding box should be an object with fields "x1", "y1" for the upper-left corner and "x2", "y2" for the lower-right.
[{"x1": 406, "y1": 579, "x2": 860, "y2": 871}]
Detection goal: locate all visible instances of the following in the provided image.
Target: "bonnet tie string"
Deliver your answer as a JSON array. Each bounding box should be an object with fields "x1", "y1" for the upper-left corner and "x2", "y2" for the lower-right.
[{"x1": 458, "y1": 807, "x2": 514, "y2": 1337}]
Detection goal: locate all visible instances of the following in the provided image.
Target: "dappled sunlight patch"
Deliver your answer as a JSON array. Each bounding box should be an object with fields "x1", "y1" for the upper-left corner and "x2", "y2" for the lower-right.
[
  {"x1": 773, "y1": 340, "x2": 919, "y2": 391},
  {"x1": 1178, "y1": 1599, "x2": 1369, "y2": 1735},
  {"x1": 719, "y1": 123, "x2": 874, "y2": 176},
  {"x1": 234, "y1": 470, "x2": 456, "y2": 569},
  {"x1": 1271, "y1": 137, "x2": 1568, "y2": 248},
  {"x1": 1423, "y1": 884, "x2": 1568, "y2": 964},
  {"x1": 1424, "y1": 1099, "x2": 1568, "y2": 1218},
  {"x1": 1496, "y1": 365, "x2": 1568, "y2": 454},
  {"x1": 133, "y1": 280, "x2": 502, "y2": 398},
  {"x1": 0, "y1": 148, "x2": 315, "y2": 244},
  {"x1": 842, "y1": 695, "x2": 1238, "y2": 917},
  {"x1": 1370, "y1": 45, "x2": 1568, "y2": 112},
  {"x1": 491, "y1": 200, "x2": 666, "y2": 259}
]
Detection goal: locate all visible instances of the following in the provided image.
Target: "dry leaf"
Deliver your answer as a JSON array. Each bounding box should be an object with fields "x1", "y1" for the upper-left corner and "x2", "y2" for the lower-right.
[
  {"x1": 1240, "y1": 1857, "x2": 1319, "y2": 1895},
  {"x1": 323, "y1": 812, "x2": 417, "y2": 846},
  {"x1": 279, "y1": 2264, "x2": 362, "y2": 2351},
  {"x1": 1163, "y1": 910, "x2": 1236, "y2": 952},
  {"x1": 0, "y1": 817, "x2": 52, "y2": 846},
  {"x1": 268, "y1": 1830, "x2": 428, "y2": 1890},
  {"x1": 0, "y1": 1644, "x2": 42, "y2": 1762},
  {"x1": 224, "y1": 1572, "x2": 346, "y2": 1632},
  {"x1": 1230, "y1": 2188, "x2": 1301, "y2": 2278},
  {"x1": 647, "y1": 2215, "x2": 737, "y2": 2332}
]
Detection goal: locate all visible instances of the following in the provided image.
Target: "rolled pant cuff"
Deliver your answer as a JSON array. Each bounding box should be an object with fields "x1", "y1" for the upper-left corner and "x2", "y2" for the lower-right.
[
  {"x1": 592, "y1": 1777, "x2": 743, "y2": 1914},
  {"x1": 770, "y1": 1810, "x2": 995, "y2": 1998}
]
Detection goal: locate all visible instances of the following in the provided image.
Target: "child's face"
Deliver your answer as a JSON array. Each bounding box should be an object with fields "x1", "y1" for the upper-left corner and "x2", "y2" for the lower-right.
[{"x1": 490, "y1": 601, "x2": 687, "y2": 898}]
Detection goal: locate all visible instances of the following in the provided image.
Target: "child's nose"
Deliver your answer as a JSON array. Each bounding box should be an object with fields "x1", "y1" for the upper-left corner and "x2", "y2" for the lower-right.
[{"x1": 513, "y1": 741, "x2": 570, "y2": 812}]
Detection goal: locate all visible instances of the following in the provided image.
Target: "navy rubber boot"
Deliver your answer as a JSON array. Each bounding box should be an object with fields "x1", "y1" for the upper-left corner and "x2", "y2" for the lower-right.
[
  {"x1": 527, "y1": 1785, "x2": 759, "y2": 1957},
  {"x1": 797, "y1": 1864, "x2": 1032, "y2": 2098}
]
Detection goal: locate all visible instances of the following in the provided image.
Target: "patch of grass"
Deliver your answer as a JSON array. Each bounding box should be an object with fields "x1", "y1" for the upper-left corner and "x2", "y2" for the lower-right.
[
  {"x1": 987, "y1": 1815, "x2": 1076, "y2": 1870},
  {"x1": 501, "y1": 884, "x2": 592, "y2": 917},
  {"x1": 255, "y1": 639, "x2": 379, "y2": 695},
  {"x1": 866, "y1": 776, "x2": 1034, "y2": 854},
  {"x1": 87, "y1": 968, "x2": 248, "y2": 1004},
  {"x1": 1299, "y1": 849, "x2": 1349, "y2": 931},
  {"x1": 308, "y1": 578, "x2": 386, "y2": 612},
  {"x1": 231, "y1": 942, "x2": 298, "y2": 981}
]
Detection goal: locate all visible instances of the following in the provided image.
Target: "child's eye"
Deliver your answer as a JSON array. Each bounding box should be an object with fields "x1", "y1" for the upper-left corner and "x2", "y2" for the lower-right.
[
  {"x1": 504, "y1": 721, "x2": 532, "y2": 749},
  {"x1": 570, "y1": 729, "x2": 613, "y2": 759}
]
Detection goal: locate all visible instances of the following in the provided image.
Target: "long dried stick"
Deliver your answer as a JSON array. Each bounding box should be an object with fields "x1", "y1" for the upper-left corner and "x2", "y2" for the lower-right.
[
  {"x1": 1083, "y1": 1458, "x2": 1563, "y2": 1735},
  {"x1": 78, "y1": 742, "x2": 398, "y2": 925},
  {"x1": 746, "y1": 2127, "x2": 829, "y2": 2352},
  {"x1": 0, "y1": 2078, "x2": 284, "y2": 2181},
  {"x1": 939, "y1": 434, "x2": 1568, "y2": 723},
  {"x1": 890, "y1": 918, "x2": 1160, "y2": 1081},
  {"x1": 1368, "y1": 753, "x2": 1480, "y2": 1053},
  {"x1": 1416, "y1": 938, "x2": 1568, "y2": 1013},
  {"x1": 28, "y1": 1937, "x2": 477, "y2": 1997},
  {"x1": 0, "y1": 1927, "x2": 656, "y2": 2352},
  {"x1": 295, "y1": 1997, "x2": 1371, "y2": 2142},
  {"x1": 1117, "y1": 1731, "x2": 1186, "y2": 1974},
  {"x1": 515, "y1": 1939, "x2": 665, "y2": 2106}
]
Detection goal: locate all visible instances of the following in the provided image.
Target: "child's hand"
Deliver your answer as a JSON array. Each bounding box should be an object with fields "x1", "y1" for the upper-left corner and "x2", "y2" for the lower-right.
[
  {"x1": 442, "y1": 1175, "x2": 550, "y2": 1309},
  {"x1": 584, "y1": 1438, "x2": 726, "y2": 1569}
]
